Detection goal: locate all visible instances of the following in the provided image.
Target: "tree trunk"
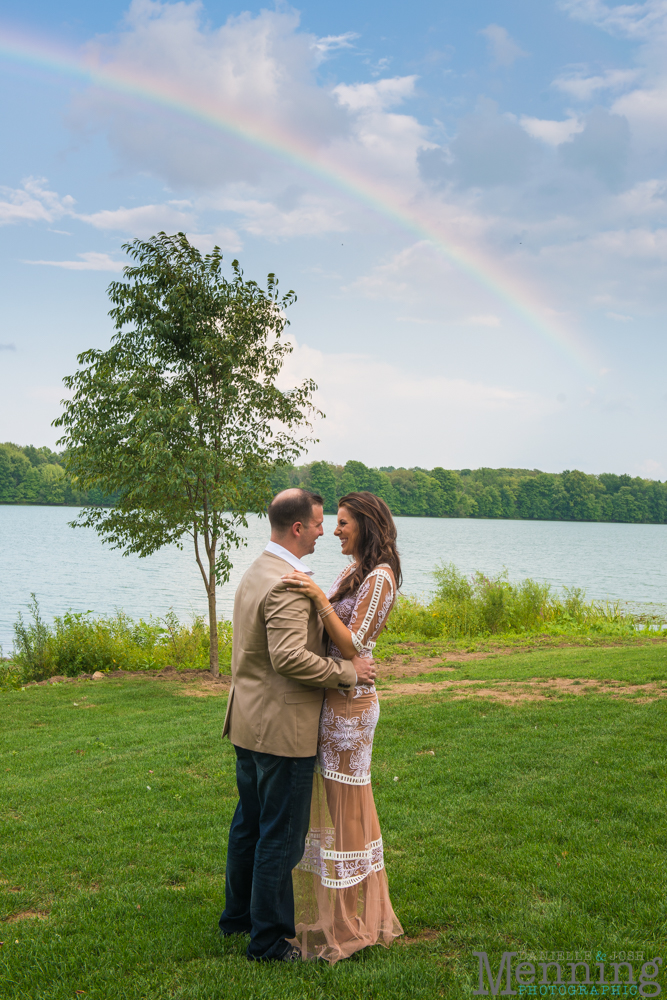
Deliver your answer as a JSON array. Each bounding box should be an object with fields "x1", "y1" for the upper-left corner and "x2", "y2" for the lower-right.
[{"x1": 208, "y1": 580, "x2": 219, "y2": 677}]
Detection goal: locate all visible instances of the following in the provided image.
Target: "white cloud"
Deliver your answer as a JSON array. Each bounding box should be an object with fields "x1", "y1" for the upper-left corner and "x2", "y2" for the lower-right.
[
  {"x1": 525, "y1": 225, "x2": 667, "y2": 321},
  {"x1": 311, "y1": 32, "x2": 358, "y2": 60},
  {"x1": 611, "y1": 179, "x2": 667, "y2": 217},
  {"x1": 606, "y1": 311, "x2": 634, "y2": 321},
  {"x1": 79, "y1": 203, "x2": 196, "y2": 236},
  {"x1": 185, "y1": 228, "x2": 243, "y2": 254},
  {"x1": 277, "y1": 337, "x2": 554, "y2": 467},
  {"x1": 479, "y1": 25, "x2": 527, "y2": 68},
  {"x1": 395, "y1": 316, "x2": 441, "y2": 325},
  {"x1": 214, "y1": 192, "x2": 347, "y2": 239},
  {"x1": 553, "y1": 68, "x2": 640, "y2": 100},
  {"x1": 0, "y1": 342, "x2": 16, "y2": 351},
  {"x1": 558, "y1": 0, "x2": 667, "y2": 39},
  {"x1": 612, "y1": 86, "x2": 667, "y2": 153},
  {"x1": 333, "y1": 75, "x2": 418, "y2": 112},
  {"x1": 520, "y1": 115, "x2": 584, "y2": 145},
  {"x1": 349, "y1": 242, "x2": 453, "y2": 303},
  {"x1": 68, "y1": 3, "x2": 433, "y2": 219},
  {"x1": 465, "y1": 314, "x2": 502, "y2": 327},
  {"x1": 368, "y1": 57, "x2": 392, "y2": 79},
  {"x1": 0, "y1": 178, "x2": 75, "y2": 226},
  {"x1": 553, "y1": 3, "x2": 667, "y2": 164},
  {"x1": 637, "y1": 457, "x2": 667, "y2": 479},
  {"x1": 589, "y1": 227, "x2": 667, "y2": 259},
  {"x1": 0, "y1": 175, "x2": 248, "y2": 255},
  {"x1": 328, "y1": 82, "x2": 432, "y2": 184},
  {"x1": 72, "y1": 2, "x2": 350, "y2": 189},
  {"x1": 23, "y1": 252, "x2": 125, "y2": 271}
]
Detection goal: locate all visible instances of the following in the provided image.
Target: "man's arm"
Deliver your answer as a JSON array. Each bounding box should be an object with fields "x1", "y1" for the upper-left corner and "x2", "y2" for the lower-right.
[{"x1": 265, "y1": 584, "x2": 358, "y2": 689}]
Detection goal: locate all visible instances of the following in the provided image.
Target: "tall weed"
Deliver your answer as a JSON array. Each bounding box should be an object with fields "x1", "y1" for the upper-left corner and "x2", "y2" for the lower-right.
[
  {"x1": 382, "y1": 563, "x2": 664, "y2": 644},
  {"x1": 7, "y1": 598, "x2": 233, "y2": 682}
]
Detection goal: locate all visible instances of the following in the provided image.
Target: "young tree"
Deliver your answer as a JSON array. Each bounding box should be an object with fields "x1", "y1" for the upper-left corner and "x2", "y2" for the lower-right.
[{"x1": 55, "y1": 232, "x2": 318, "y2": 675}]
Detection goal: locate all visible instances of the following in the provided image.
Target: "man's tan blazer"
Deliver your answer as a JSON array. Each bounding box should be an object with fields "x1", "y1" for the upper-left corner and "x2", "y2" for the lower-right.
[{"x1": 222, "y1": 550, "x2": 357, "y2": 757}]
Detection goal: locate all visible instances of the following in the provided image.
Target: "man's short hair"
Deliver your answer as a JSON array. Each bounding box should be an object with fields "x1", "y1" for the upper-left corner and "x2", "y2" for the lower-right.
[{"x1": 268, "y1": 489, "x2": 324, "y2": 533}]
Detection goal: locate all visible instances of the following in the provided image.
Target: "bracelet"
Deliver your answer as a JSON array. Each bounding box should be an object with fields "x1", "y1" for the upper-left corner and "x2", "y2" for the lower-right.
[{"x1": 318, "y1": 604, "x2": 335, "y2": 620}]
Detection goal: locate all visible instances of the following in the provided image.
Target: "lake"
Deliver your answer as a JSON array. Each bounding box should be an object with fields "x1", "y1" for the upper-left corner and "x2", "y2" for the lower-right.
[{"x1": 1, "y1": 505, "x2": 666, "y2": 652}]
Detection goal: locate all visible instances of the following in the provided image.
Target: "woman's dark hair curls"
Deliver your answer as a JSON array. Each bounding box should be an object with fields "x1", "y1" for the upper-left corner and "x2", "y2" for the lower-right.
[{"x1": 331, "y1": 492, "x2": 402, "y2": 601}]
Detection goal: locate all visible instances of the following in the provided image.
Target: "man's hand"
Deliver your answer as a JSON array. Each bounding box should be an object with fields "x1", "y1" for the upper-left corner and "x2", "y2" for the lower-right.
[{"x1": 352, "y1": 655, "x2": 377, "y2": 685}]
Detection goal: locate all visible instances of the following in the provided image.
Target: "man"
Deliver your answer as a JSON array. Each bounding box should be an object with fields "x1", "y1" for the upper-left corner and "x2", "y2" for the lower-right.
[{"x1": 219, "y1": 488, "x2": 376, "y2": 961}]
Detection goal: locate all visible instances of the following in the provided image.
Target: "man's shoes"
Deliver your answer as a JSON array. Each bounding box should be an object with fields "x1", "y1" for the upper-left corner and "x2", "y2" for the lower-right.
[
  {"x1": 278, "y1": 945, "x2": 302, "y2": 962},
  {"x1": 247, "y1": 944, "x2": 302, "y2": 962}
]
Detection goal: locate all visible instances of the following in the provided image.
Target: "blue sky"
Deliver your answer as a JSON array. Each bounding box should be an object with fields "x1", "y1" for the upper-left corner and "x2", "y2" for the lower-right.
[{"x1": 1, "y1": 0, "x2": 666, "y2": 476}]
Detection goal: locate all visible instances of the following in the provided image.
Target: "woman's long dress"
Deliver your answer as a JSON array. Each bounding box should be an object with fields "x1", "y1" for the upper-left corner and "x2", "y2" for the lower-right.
[{"x1": 292, "y1": 563, "x2": 404, "y2": 963}]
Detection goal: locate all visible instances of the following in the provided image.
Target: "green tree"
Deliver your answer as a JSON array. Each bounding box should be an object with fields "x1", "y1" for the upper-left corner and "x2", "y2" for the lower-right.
[
  {"x1": 268, "y1": 464, "x2": 291, "y2": 494},
  {"x1": 429, "y1": 468, "x2": 459, "y2": 515},
  {"x1": 309, "y1": 461, "x2": 338, "y2": 513},
  {"x1": 0, "y1": 444, "x2": 29, "y2": 503},
  {"x1": 55, "y1": 232, "x2": 317, "y2": 675},
  {"x1": 612, "y1": 486, "x2": 642, "y2": 523},
  {"x1": 500, "y1": 484, "x2": 517, "y2": 519},
  {"x1": 560, "y1": 470, "x2": 602, "y2": 521},
  {"x1": 516, "y1": 474, "x2": 565, "y2": 520},
  {"x1": 475, "y1": 485, "x2": 503, "y2": 519}
]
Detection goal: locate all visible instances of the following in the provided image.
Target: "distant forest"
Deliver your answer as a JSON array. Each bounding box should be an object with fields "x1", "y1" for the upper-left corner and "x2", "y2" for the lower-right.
[
  {"x1": 2, "y1": 442, "x2": 666, "y2": 524},
  {"x1": 0, "y1": 442, "x2": 115, "y2": 507},
  {"x1": 274, "y1": 461, "x2": 667, "y2": 524}
]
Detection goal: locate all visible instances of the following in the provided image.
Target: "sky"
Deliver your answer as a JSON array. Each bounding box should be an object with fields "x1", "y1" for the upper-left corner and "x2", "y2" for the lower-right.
[{"x1": 1, "y1": 0, "x2": 666, "y2": 477}]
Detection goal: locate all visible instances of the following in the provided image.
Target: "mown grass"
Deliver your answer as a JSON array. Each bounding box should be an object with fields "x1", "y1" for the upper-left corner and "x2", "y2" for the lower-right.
[{"x1": 2, "y1": 643, "x2": 666, "y2": 1000}]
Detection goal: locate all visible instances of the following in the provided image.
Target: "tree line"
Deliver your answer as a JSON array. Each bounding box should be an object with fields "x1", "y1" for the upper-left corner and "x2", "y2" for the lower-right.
[
  {"x1": 3, "y1": 444, "x2": 664, "y2": 525},
  {"x1": 0, "y1": 442, "x2": 114, "y2": 506},
  {"x1": 272, "y1": 460, "x2": 667, "y2": 525}
]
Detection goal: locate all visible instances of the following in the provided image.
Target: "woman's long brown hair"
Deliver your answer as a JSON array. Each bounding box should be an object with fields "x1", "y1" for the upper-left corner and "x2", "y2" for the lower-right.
[{"x1": 331, "y1": 492, "x2": 402, "y2": 601}]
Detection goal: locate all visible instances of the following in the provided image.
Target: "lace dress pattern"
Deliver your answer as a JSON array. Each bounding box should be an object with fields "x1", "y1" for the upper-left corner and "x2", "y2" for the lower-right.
[{"x1": 293, "y1": 564, "x2": 404, "y2": 961}]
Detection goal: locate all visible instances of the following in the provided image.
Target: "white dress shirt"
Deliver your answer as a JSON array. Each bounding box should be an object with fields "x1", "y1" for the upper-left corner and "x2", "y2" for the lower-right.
[{"x1": 264, "y1": 540, "x2": 314, "y2": 575}]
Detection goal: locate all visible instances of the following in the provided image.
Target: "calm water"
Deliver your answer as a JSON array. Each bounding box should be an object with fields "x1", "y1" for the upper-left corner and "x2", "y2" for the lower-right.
[{"x1": 1, "y1": 505, "x2": 666, "y2": 651}]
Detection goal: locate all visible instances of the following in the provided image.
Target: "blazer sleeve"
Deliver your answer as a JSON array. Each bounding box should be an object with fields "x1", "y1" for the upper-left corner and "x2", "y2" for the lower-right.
[{"x1": 264, "y1": 584, "x2": 357, "y2": 689}]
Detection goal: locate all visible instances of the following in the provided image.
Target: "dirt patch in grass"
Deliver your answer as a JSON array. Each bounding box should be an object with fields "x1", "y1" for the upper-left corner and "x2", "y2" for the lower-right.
[
  {"x1": 379, "y1": 677, "x2": 667, "y2": 702},
  {"x1": 3, "y1": 910, "x2": 49, "y2": 923},
  {"x1": 28, "y1": 665, "x2": 231, "y2": 691},
  {"x1": 377, "y1": 652, "x2": 506, "y2": 680},
  {"x1": 397, "y1": 927, "x2": 448, "y2": 945}
]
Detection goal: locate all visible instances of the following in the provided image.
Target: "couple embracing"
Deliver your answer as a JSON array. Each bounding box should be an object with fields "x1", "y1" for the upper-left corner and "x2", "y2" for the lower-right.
[{"x1": 220, "y1": 488, "x2": 403, "y2": 963}]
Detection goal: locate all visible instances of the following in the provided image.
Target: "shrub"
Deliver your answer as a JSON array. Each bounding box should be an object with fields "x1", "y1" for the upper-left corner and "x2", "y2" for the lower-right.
[
  {"x1": 7, "y1": 596, "x2": 233, "y2": 682},
  {"x1": 380, "y1": 563, "x2": 664, "y2": 646}
]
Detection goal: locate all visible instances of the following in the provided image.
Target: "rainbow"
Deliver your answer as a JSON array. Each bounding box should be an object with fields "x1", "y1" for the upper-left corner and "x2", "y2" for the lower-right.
[{"x1": 0, "y1": 25, "x2": 593, "y2": 372}]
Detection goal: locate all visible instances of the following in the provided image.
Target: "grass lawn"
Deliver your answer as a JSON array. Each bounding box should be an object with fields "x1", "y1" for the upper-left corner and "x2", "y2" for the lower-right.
[{"x1": 1, "y1": 644, "x2": 666, "y2": 999}]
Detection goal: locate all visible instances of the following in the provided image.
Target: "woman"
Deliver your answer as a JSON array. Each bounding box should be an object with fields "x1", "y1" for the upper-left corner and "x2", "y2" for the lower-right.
[{"x1": 281, "y1": 491, "x2": 404, "y2": 963}]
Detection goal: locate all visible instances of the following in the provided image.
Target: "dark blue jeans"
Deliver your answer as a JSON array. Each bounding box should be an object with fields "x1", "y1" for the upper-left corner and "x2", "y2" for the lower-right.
[{"x1": 219, "y1": 745, "x2": 316, "y2": 960}]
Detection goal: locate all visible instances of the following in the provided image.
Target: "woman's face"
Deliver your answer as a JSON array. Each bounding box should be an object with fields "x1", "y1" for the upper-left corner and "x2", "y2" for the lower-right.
[{"x1": 334, "y1": 506, "x2": 360, "y2": 558}]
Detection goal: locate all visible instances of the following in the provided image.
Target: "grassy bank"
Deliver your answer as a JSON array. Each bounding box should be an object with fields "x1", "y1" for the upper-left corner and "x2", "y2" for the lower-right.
[
  {"x1": 1, "y1": 643, "x2": 666, "y2": 999},
  {"x1": 3, "y1": 567, "x2": 665, "y2": 687}
]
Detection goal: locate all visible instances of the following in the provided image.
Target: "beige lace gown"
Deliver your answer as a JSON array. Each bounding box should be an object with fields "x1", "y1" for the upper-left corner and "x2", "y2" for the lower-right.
[{"x1": 292, "y1": 563, "x2": 404, "y2": 963}]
